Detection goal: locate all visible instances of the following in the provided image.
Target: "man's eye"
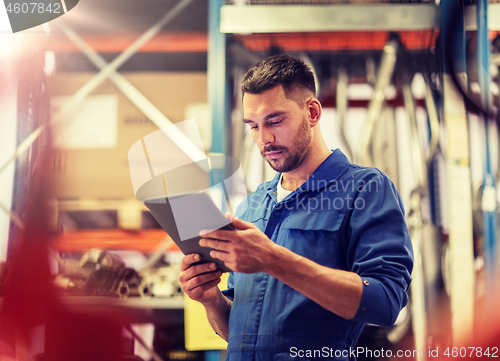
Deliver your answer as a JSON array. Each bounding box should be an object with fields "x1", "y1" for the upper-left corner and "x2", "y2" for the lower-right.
[
  {"x1": 250, "y1": 124, "x2": 258, "y2": 130},
  {"x1": 269, "y1": 119, "x2": 283, "y2": 126}
]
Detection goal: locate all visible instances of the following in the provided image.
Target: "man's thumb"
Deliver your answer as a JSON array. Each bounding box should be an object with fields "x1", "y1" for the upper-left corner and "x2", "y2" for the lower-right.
[{"x1": 231, "y1": 217, "x2": 254, "y2": 230}]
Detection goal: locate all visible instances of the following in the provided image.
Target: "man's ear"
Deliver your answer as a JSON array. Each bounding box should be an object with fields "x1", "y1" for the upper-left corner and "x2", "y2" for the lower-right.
[{"x1": 307, "y1": 98, "x2": 322, "y2": 127}]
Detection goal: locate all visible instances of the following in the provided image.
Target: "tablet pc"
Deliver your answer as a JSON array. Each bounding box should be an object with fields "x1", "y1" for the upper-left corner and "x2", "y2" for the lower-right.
[{"x1": 144, "y1": 192, "x2": 235, "y2": 273}]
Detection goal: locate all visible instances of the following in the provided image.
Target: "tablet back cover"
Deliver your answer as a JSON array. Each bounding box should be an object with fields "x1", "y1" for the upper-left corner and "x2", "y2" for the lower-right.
[{"x1": 144, "y1": 194, "x2": 232, "y2": 272}]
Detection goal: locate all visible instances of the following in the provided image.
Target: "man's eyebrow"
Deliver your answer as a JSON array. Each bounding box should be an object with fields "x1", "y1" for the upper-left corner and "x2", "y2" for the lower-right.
[
  {"x1": 243, "y1": 111, "x2": 287, "y2": 124},
  {"x1": 264, "y1": 111, "x2": 287, "y2": 120}
]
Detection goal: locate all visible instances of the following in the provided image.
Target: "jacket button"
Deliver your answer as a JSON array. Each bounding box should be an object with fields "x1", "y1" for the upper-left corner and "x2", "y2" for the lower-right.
[
  {"x1": 361, "y1": 307, "x2": 367, "y2": 312},
  {"x1": 363, "y1": 280, "x2": 369, "y2": 286}
]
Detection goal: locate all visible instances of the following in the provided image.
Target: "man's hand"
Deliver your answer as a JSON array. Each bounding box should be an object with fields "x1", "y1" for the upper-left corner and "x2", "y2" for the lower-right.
[
  {"x1": 179, "y1": 254, "x2": 223, "y2": 305},
  {"x1": 199, "y1": 217, "x2": 279, "y2": 274},
  {"x1": 200, "y1": 215, "x2": 363, "y2": 320}
]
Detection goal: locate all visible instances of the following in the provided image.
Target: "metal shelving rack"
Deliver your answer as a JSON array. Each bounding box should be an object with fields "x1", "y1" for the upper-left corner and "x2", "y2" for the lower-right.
[
  {"x1": 7, "y1": 53, "x2": 50, "y2": 258},
  {"x1": 208, "y1": 0, "x2": 500, "y2": 359}
]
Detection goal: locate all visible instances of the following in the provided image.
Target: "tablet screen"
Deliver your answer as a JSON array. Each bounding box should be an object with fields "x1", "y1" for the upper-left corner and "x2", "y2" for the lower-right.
[{"x1": 144, "y1": 191, "x2": 234, "y2": 272}]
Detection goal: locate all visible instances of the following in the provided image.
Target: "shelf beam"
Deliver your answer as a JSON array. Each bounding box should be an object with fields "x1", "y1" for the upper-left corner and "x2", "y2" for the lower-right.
[
  {"x1": 221, "y1": 4, "x2": 440, "y2": 33},
  {"x1": 465, "y1": 3, "x2": 500, "y2": 31}
]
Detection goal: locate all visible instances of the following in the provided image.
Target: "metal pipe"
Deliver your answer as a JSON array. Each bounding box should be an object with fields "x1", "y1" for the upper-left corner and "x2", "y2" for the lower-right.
[
  {"x1": 407, "y1": 190, "x2": 426, "y2": 361},
  {"x1": 139, "y1": 236, "x2": 173, "y2": 274},
  {"x1": 478, "y1": 0, "x2": 498, "y2": 285},
  {"x1": 401, "y1": 50, "x2": 429, "y2": 361},
  {"x1": 422, "y1": 71, "x2": 440, "y2": 168},
  {"x1": 358, "y1": 39, "x2": 398, "y2": 166},
  {"x1": 441, "y1": 0, "x2": 475, "y2": 347},
  {"x1": 402, "y1": 69, "x2": 427, "y2": 191},
  {"x1": 0, "y1": 125, "x2": 45, "y2": 176},
  {"x1": 336, "y1": 67, "x2": 353, "y2": 161}
]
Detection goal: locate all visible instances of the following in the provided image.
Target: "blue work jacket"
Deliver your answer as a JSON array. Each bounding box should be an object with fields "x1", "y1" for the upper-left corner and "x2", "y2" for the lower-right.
[{"x1": 222, "y1": 149, "x2": 413, "y2": 361}]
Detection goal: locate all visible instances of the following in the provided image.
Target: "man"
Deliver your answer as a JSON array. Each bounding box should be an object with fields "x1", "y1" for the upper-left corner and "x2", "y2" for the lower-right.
[{"x1": 179, "y1": 54, "x2": 413, "y2": 360}]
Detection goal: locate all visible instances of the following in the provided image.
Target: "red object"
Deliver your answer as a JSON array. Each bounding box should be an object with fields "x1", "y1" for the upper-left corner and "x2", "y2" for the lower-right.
[
  {"x1": 235, "y1": 30, "x2": 440, "y2": 51},
  {"x1": 51, "y1": 229, "x2": 180, "y2": 253}
]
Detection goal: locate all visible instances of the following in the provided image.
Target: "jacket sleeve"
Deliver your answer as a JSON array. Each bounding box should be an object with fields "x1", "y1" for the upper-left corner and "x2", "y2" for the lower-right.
[{"x1": 347, "y1": 173, "x2": 414, "y2": 327}]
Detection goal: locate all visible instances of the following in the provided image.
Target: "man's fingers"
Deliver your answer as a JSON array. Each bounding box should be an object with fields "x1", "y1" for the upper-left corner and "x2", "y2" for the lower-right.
[
  {"x1": 199, "y1": 238, "x2": 230, "y2": 251},
  {"x1": 182, "y1": 269, "x2": 222, "y2": 293},
  {"x1": 179, "y1": 261, "x2": 217, "y2": 282},
  {"x1": 200, "y1": 228, "x2": 239, "y2": 241},
  {"x1": 200, "y1": 218, "x2": 256, "y2": 241},
  {"x1": 200, "y1": 229, "x2": 222, "y2": 240},
  {"x1": 201, "y1": 218, "x2": 254, "y2": 235},
  {"x1": 180, "y1": 253, "x2": 201, "y2": 272},
  {"x1": 231, "y1": 217, "x2": 256, "y2": 230},
  {"x1": 210, "y1": 249, "x2": 229, "y2": 262},
  {"x1": 187, "y1": 278, "x2": 221, "y2": 299}
]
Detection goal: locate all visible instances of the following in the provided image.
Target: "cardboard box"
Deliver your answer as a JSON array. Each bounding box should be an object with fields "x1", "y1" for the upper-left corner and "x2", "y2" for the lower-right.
[{"x1": 48, "y1": 72, "x2": 208, "y2": 200}]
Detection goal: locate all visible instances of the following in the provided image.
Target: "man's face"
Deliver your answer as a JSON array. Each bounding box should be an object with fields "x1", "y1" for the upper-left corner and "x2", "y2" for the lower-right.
[{"x1": 243, "y1": 85, "x2": 312, "y2": 173}]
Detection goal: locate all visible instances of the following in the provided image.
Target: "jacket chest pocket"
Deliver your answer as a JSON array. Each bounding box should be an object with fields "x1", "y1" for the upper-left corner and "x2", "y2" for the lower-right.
[
  {"x1": 280, "y1": 210, "x2": 347, "y2": 269},
  {"x1": 240, "y1": 213, "x2": 268, "y2": 234}
]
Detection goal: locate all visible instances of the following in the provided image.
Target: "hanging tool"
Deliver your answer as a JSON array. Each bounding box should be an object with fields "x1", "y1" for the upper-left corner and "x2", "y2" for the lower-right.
[
  {"x1": 358, "y1": 37, "x2": 398, "y2": 167},
  {"x1": 440, "y1": 0, "x2": 475, "y2": 347},
  {"x1": 336, "y1": 66, "x2": 353, "y2": 161},
  {"x1": 401, "y1": 53, "x2": 427, "y2": 361}
]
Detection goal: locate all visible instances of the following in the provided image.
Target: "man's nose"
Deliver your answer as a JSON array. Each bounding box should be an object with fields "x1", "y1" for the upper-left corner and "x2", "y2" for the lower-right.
[{"x1": 258, "y1": 128, "x2": 274, "y2": 145}]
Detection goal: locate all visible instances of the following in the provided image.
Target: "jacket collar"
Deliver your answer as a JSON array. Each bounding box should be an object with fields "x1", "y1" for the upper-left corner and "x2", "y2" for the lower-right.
[{"x1": 265, "y1": 149, "x2": 351, "y2": 193}]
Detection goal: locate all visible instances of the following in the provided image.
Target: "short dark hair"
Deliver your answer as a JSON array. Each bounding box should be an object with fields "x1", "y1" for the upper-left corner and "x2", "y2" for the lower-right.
[{"x1": 241, "y1": 54, "x2": 316, "y2": 100}]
